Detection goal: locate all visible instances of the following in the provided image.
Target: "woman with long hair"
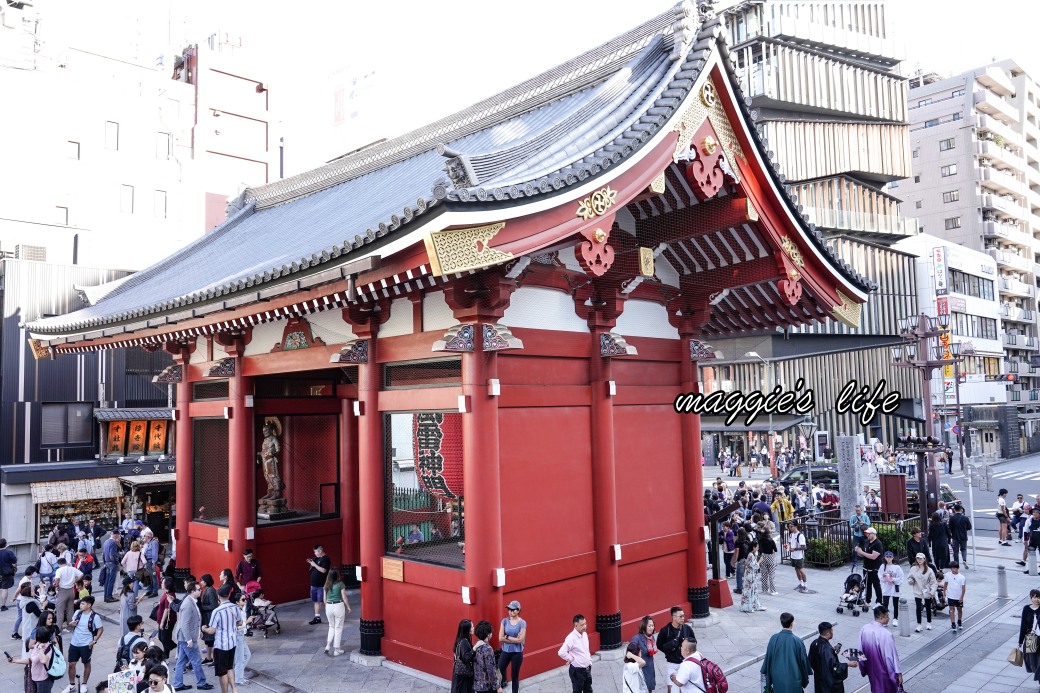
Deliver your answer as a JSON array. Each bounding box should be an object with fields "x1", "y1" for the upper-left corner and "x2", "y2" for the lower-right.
[
  {"x1": 630, "y1": 615, "x2": 656, "y2": 691},
  {"x1": 16, "y1": 582, "x2": 43, "y2": 653},
  {"x1": 880, "y1": 550, "x2": 904, "y2": 627},
  {"x1": 906, "y1": 552, "x2": 937, "y2": 632},
  {"x1": 928, "y1": 512, "x2": 951, "y2": 569},
  {"x1": 322, "y1": 570, "x2": 351, "y2": 656},
  {"x1": 622, "y1": 641, "x2": 646, "y2": 693},
  {"x1": 198, "y1": 574, "x2": 217, "y2": 664},
  {"x1": 155, "y1": 577, "x2": 178, "y2": 657},
  {"x1": 739, "y1": 540, "x2": 765, "y2": 613},
  {"x1": 451, "y1": 619, "x2": 475, "y2": 693},
  {"x1": 233, "y1": 591, "x2": 252, "y2": 686},
  {"x1": 1019, "y1": 589, "x2": 1040, "y2": 682},
  {"x1": 120, "y1": 576, "x2": 141, "y2": 638},
  {"x1": 758, "y1": 521, "x2": 779, "y2": 596},
  {"x1": 28, "y1": 609, "x2": 62, "y2": 654},
  {"x1": 6, "y1": 624, "x2": 56, "y2": 693},
  {"x1": 219, "y1": 568, "x2": 234, "y2": 588},
  {"x1": 121, "y1": 540, "x2": 146, "y2": 595}
]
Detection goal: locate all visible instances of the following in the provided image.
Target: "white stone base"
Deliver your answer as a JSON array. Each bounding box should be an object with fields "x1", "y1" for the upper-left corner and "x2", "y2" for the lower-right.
[
  {"x1": 383, "y1": 659, "x2": 450, "y2": 688},
  {"x1": 596, "y1": 647, "x2": 627, "y2": 661},
  {"x1": 689, "y1": 611, "x2": 722, "y2": 628},
  {"x1": 349, "y1": 650, "x2": 385, "y2": 667}
]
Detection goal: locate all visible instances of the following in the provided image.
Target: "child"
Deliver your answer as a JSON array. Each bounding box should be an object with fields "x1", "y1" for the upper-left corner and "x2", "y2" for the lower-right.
[{"x1": 944, "y1": 562, "x2": 966, "y2": 631}]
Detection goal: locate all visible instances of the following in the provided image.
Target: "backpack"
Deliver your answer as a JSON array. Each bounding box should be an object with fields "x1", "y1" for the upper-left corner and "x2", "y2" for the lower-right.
[
  {"x1": 72, "y1": 610, "x2": 101, "y2": 635},
  {"x1": 47, "y1": 645, "x2": 67, "y2": 679},
  {"x1": 687, "y1": 655, "x2": 728, "y2": 693},
  {"x1": 115, "y1": 633, "x2": 146, "y2": 673}
]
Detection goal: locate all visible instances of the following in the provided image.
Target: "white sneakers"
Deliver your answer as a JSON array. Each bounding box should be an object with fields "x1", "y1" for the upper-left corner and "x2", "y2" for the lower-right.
[
  {"x1": 926, "y1": 623, "x2": 933, "y2": 630},
  {"x1": 892, "y1": 619, "x2": 899, "y2": 627},
  {"x1": 914, "y1": 626, "x2": 922, "y2": 633},
  {"x1": 768, "y1": 591, "x2": 779, "y2": 596}
]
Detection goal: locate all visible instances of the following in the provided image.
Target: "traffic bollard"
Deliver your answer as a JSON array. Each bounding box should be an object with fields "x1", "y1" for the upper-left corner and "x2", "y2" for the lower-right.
[
  {"x1": 998, "y1": 565, "x2": 1009, "y2": 598},
  {"x1": 1030, "y1": 550, "x2": 1038, "y2": 577},
  {"x1": 899, "y1": 598, "x2": 912, "y2": 637}
]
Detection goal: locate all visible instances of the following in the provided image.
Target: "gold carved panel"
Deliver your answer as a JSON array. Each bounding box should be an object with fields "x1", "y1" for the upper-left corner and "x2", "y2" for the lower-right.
[
  {"x1": 575, "y1": 186, "x2": 618, "y2": 220},
  {"x1": 424, "y1": 222, "x2": 513, "y2": 277},
  {"x1": 672, "y1": 76, "x2": 746, "y2": 180},
  {"x1": 830, "y1": 289, "x2": 862, "y2": 329}
]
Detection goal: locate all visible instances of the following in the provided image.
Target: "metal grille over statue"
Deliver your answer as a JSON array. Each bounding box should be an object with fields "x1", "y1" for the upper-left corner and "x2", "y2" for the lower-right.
[{"x1": 258, "y1": 417, "x2": 292, "y2": 519}]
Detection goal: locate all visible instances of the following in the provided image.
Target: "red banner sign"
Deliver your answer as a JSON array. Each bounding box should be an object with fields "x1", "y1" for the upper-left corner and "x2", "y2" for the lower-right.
[{"x1": 413, "y1": 412, "x2": 463, "y2": 500}]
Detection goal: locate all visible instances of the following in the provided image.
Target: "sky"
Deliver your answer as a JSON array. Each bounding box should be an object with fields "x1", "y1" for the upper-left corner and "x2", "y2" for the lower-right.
[{"x1": 29, "y1": 0, "x2": 1040, "y2": 175}]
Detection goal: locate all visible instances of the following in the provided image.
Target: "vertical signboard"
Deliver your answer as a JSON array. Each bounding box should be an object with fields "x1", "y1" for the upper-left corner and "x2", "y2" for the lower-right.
[
  {"x1": 933, "y1": 247, "x2": 949, "y2": 295},
  {"x1": 934, "y1": 247, "x2": 954, "y2": 384}
]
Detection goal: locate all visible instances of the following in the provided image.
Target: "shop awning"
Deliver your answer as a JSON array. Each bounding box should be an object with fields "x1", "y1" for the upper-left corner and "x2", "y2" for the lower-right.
[
  {"x1": 119, "y1": 473, "x2": 176, "y2": 487},
  {"x1": 31, "y1": 478, "x2": 122, "y2": 504},
  {"x1": 698, "y1": 415, "x2": 805, "y2": 433},
  {"x1": 95, "y1": 408, "x2": 172, "y2": 422}
]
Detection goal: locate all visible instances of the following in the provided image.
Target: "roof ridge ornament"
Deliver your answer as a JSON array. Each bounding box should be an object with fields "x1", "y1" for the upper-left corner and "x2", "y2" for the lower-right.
[
  {"x1": 669, "y1": 1, "x2": 697, "y2": 62},
  {"x1": 697, "y1": 0, "x2": 716, "y2": 23}
]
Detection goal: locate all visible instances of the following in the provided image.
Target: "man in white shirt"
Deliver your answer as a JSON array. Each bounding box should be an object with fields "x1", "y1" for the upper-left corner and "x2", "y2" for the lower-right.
[
  {"x1": 785, "y1": 520, "x2": 809, "y2": 593},
  {"x1": 52, "y1": 557, "x2": 83, "y2": 631},
  {"x1": 670, "y1": 637, "x2": 704, "y2": 692}
]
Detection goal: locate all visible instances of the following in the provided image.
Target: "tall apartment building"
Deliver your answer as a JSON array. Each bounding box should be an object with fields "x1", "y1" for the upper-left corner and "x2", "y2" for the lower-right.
[
  {"x1": 0, "y1": 2, "x2": 276, "y2": 270},
  {"x1": 700, "y1": 0, "x2": 921, "y2": 457},
  {"x1": 904, "y1": 60, "x2": 1040, "y2": 453}
]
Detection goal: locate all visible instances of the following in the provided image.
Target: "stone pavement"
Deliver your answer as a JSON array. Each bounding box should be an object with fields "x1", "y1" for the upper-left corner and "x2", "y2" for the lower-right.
[{"x1": 1, "y1": 539, "x2": 1039, "y2": 692}]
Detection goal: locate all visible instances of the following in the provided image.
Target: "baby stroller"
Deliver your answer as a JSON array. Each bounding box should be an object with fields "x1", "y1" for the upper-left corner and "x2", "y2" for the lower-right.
[
  {"x1": 930, "y1": 564, "x2": 948, "y2": 612},
  {"x1": 836, "y1": 570, "x2": 867, "y2": 616},
  {"x1": 244, "y1": 580, "x2": 281, "y2": 638}
]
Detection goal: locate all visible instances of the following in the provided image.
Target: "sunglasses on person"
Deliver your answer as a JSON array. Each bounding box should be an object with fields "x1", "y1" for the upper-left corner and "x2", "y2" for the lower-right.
[{"x1": 149, "y1": 679, "x2": 165, "y2": 686}]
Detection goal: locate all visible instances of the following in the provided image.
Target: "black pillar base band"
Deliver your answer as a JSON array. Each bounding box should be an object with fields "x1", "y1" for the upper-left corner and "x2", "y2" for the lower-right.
[
  {"x1": 341, "y1": 564, "x2": 360, "y2": 589},
  {"x1": 689, "y1": 586, "x2": 710, "y2": 619},
  {"x1": 595, "y1": 611, "x2": 623, "y2": 650},
  {"x1": 173, "y1": 566, "x2": 191, "y2": 580},
  {"x1": 359, "y1": 618, "x2": 385, "y2": 656}
]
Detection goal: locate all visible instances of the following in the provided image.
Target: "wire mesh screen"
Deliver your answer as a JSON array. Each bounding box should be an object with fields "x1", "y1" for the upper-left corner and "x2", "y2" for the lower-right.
[
  {"x1": 193, "y1": 418, "x2": 229, "y2": 526},
  {"x1": 193, "y1": 380, "x2": 229, "y2": 401},
  {"x1": 384, "y1": 412, "x2": 465, "y2": 567},
  {"x1": 255, "y1": 414, "x2": 339, "y2": 524},
  {"x1": 384, "y1": 359, "x2": 461, "y2": 389}
]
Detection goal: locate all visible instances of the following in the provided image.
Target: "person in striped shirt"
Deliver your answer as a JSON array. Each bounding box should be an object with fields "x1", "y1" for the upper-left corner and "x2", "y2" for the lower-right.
[{"x1": 201, "y1": 584, "x2": 241, "y2": 693}]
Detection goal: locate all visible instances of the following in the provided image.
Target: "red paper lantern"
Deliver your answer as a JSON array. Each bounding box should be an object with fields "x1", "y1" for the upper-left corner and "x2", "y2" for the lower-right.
[{"x1": 413, "y1": 412, "x2": 464, "y2": 499}]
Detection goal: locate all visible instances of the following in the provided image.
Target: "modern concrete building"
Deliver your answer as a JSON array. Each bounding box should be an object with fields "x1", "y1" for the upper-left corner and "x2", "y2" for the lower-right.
[
  {"x1": 701, "y1": 0, "x2": 921, "y2": 455},
  {"x1": 905, "y1": 60, "x2": 1040, "y2": 453}
]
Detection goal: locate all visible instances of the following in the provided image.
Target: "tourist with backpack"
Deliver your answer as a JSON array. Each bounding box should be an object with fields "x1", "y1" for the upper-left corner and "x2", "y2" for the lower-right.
[
  {"x1": 670, "y1": 637, "x2": 728, "y2": 692},
  {"x1": 114, "y1": 615, "x2": 147, "y2": 675},
  {"x1": 66, "y1": 595, "x2": 103, "y2": 693},
  {"x1": 6, "y1": 623, "x2": 59, "y2": 693}
]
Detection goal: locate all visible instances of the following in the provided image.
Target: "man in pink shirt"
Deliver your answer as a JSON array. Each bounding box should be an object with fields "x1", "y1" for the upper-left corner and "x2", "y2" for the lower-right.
[{"x1": 558, "y1": 614, "x2": 592, "y2": 692}]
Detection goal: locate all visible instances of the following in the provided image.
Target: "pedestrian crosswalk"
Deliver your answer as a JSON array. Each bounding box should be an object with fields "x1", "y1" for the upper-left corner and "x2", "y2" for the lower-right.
[{"x1": 949, "y1": 469, "x2": 1040, "y2": 482}]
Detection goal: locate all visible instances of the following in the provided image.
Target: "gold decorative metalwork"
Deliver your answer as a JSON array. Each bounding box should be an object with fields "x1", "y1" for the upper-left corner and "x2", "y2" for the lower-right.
[
  {"x1": 575, "y1": 186, "x2": 618, "y2": 220},
  {"x1": 779, "y1": 236, "x2": 805, "y2": 267},
  {"x1": 424, "y1": 222, "x2": 513, "y2": 277},
  {"x1": 28, "y1": 338, "x2": 51, "y2": 360},
  {"x1": 700, "y1": 82, "x2": 718, "y2": 107},
  {"x1": 701, "y1": 136, "x2": 718, "y2": 155},
  {"x1": 745, "y1": 198, "x2": 759, "y2": 222},
  {"x1": 672, "y1": 76, "x2": 746, "y2": 179},
  {"x1": 593, "y1": 228, "x2": 607, "y2": 243},
  {"x1": 830, "y1": 289, "x2": 863, "y2": 329},
  {"x1": 649, "y1": 172, "x2": 666, "y2": 194},
  {"x1": 639, "y1": 247, "x2": 655, "y2": 277}
]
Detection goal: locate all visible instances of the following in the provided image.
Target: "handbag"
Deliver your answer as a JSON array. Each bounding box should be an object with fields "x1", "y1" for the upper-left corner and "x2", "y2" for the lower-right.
[
  {"x1": 1009, "y1": 647, "x2": 1025, "y2": 667},
  {"x1": 1026, "y1": 633, "x2": 1039, "y2": 654},
  {"x1": 452, "y1": 642, "x2": 473, "y2": 678}
]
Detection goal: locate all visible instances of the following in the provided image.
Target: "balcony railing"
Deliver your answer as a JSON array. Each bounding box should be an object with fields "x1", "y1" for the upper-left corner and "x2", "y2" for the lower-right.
[
  {"x1": 982, "y1": 193, "x2": 1029, "y2": 221},
  {"x1": 800, "y1": 206, "x2": 918, "y2": 236},
  {"x1": 983, "y1": 220, "x2": 1032, "y2": 247},
  {"x1": 1001, "y1": 306, "x2": 1036, "y2": 322},
  {"x1": 981, "y1": 166, "x2": 1025, "y2": 195},
  {"x1": 978, "y1": 140, "x2": 1026, "y2": 171},
  {"x1": 1011, "y1": 390, "x2": 1023, "y2": 401},
  {"x1": 976, "y1": 114, "x2": 1021, "y2": 147},
  {"x1": 988, "y1": 248, "x2": 1031, "y2": 272},
  {"x1": 999, "y1": 277, "x2": 1035, "y2": 297},
  {"x1": 1006, "y1": 359, "x2": 1021, "y2": 373}
]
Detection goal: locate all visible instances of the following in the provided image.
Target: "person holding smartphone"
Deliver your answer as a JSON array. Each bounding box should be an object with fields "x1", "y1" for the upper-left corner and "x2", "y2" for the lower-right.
[{"x1": 6, "y1": 624, "x2": 56, "y2": 693}]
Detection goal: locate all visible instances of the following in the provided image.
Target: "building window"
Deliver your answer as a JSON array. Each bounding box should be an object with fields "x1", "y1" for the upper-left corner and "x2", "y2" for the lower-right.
[
  {"x1": 105, "y1": 121, "x2": 119, "y2": 150},
  {"x1": 943, "y1": 190, "x2": 960, "y2": 203},
  {"x1": 153, "y1": 190, "x2": 167, "y2": 218},
  {"x1": 913, "y1": 149, "x2": 920, "y2": 158},
  {"x1": 951, "y1": 311, "x2": 998, "y2": 340},
  {"x1": 156, "y1": 132, "x2": 170, "y2": 159},
  {"x1": 384, "y1": 412, "x2": 464, "y2": 568},
  {"x1": 944, "y1": 217, "x2": 962, "y2": 230},
  {"x1": 925, "y1": 119, "x2": 939, "y2": 128},
  {"x1": 952, "y1": 89, "x2": 965, "y2": 97},
  {"x1": 915, "y1": 200, "x2": 923, "y2": 209},
  {"x1": 941, "y1": 164, "x2": 958, "y2": 177},
  {"x1": 939, "y1": 138, "x2": 956, "y2": 151},
  {"x1": 951, "y1": 269, "x2": 995, "y2": 300},
  {"x1": 952, "y1": 112, "x2": 962, "y2": 121},
  {"x1": 919, "y1": 98, "x2": 932, "y2": 106},
  {"x1": 55, "y1": 206, "x2": 68, "y2": 226},
  {"x1": 120, "y1": 185, "x2": 134, "y2": 213},
  {"x1": 914, "y1": 175, "x2": 921, "y2": 183},
  {"x1": 67, "y1": 141, "x2": 80, "y2": 160},
  {"x1": 41, "y1": 403, "x2": 93, "y2": 446}
]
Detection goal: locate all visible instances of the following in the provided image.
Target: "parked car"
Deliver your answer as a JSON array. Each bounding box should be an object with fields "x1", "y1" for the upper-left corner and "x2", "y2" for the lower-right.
[
  {"x1": 774, "y1": 465, "x2": 840, "y2": 490},
  {"x1": 905, "y1": 481, "x2": 960, "y2": 515}
]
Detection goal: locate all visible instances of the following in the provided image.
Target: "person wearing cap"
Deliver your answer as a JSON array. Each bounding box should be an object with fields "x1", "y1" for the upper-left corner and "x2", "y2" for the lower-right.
[
  {"x1": 879, "y1": 551, "x2": 903, "y2": 628},
  {"x1": 809, "y1": 621, "x2": 856, "y2": 692},
  {"x1": 848, "y1": 505, "x2": 871, "y2": 568},
  {"x1": 858, "y1": 605, "x2": 902, "y2": 692},
  {"x1": 101, "y1": 530, "x2": 122, "y2": 603},
  {"x1": 906, "y1": 553, "x2": 937, "y2": 632},
  {"x1": 904, "y1": 527, "x2": 931, "y2": 567},
  {"x1": 497, "y1": 600, "x2": 526, "y2": 693},
  {"x1": 854, "y1": 527, "x2": 884, "y2": 607}
]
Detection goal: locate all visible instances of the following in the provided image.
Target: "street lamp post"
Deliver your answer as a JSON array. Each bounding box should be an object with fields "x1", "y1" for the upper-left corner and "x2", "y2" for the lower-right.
[
  {"x1": 890, "y1": 312, "x2": 961, "y2": 532},
  {"x1": 798, "y1": 414, "x2": 818, "y2": 510},
  {"x1": 746, "y1": 351, "x2": 777, "y2": 478}
]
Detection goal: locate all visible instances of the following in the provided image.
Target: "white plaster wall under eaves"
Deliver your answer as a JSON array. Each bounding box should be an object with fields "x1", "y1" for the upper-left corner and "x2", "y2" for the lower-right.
[
  {"x1": 501, "y1": 286, "x2": 590, "y2": 333},
  {"x1": 613, "y1": 299, "x2": 680, "y2": 339}
]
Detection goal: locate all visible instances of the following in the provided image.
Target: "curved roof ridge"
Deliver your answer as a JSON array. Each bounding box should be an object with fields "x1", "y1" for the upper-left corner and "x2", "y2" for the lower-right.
[{"x1": 244, "y1": 3, "x2": 689, "y2": 210}]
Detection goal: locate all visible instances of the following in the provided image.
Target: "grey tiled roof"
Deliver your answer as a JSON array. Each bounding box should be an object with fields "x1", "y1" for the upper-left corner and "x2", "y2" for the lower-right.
[
  {"x1": 27, "y1": 1, "x2": 873, "y2": 338},
  {"x1": 94, "y1": 408, "x2": 173, "y2": 421}
]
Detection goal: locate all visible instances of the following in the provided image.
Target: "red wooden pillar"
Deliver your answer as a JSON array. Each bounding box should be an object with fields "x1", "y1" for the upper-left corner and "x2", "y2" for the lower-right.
[
  {"x1": 461, "y1": 336, "x2": 504, "y2": 616},
  {"x1": 340, "y1": 397, "x2": 360, "y2": 587},
  {"x1": 679, "y1": 334, "x2": 709, "y2": 618},
  {"x1": 173, "y1": 355, "x2": 193, "y2": 580},
  {"x1": 343, "y1": 302, "x2": 390, "y2": 657},
  {"x1": 589, "y1": 337, "x2": 621, "y2": 650},
  {"x1": 227, "y1": 363, "x2": 255, "y2": 555}
]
